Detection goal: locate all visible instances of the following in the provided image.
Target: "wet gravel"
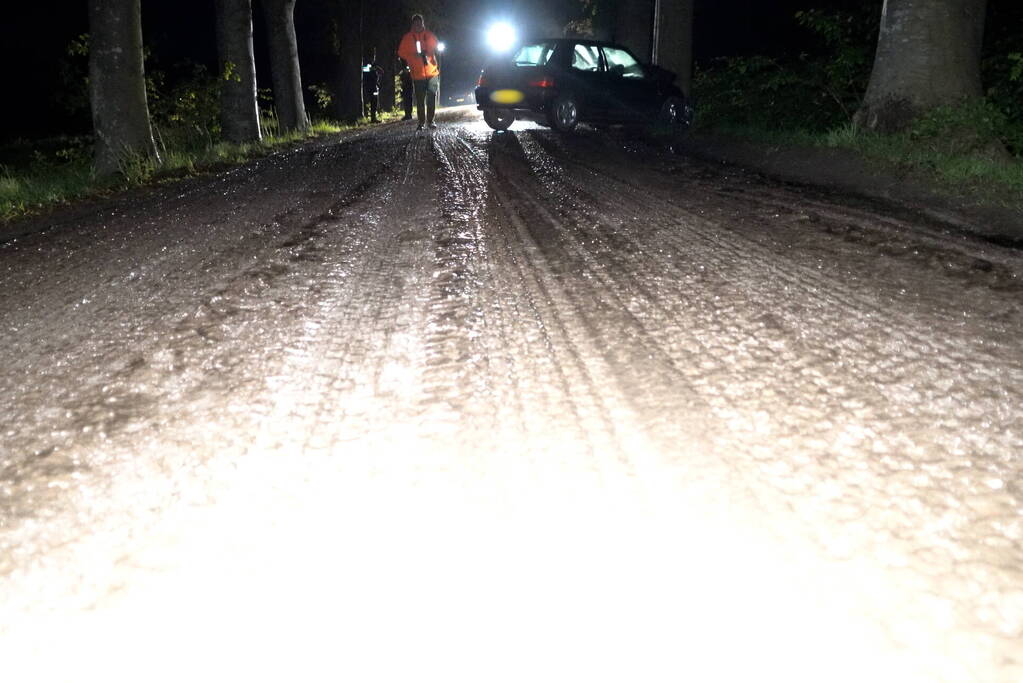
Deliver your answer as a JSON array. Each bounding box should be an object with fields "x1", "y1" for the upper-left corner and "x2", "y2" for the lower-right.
[{"x1": 1, "y1": 107, "x2": 1021, "y2": 682}]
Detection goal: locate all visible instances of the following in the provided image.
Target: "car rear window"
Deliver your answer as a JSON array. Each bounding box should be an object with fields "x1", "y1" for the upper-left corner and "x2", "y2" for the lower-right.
[{"x1": 513, "y1": 43, "x2": 555, "y2": 66}]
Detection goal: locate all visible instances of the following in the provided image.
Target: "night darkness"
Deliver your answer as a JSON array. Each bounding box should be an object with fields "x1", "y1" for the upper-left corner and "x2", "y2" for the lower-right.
[{"x1": 0, "y1": 0, "x2": 1017, "y2": 142}]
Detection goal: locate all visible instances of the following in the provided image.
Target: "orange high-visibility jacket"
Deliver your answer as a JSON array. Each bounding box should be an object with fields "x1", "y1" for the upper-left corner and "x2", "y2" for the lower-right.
[{"x1": 398, "y1": 30, "x2": 440, "y2": 80}]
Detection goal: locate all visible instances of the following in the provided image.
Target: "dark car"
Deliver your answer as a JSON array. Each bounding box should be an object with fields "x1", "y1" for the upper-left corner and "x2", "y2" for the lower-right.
[{"x1": 475, "y1": 38, "x2": 693, "y2": 133}]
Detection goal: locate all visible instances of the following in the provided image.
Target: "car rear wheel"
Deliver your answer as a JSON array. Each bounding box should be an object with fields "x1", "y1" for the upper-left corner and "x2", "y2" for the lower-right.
[
  {"x1": 548, "y1": 95, "x2": 579, "y2": 132},
  {"x1": 483, "y1": 109, "x2": 515, "y2": 131}
]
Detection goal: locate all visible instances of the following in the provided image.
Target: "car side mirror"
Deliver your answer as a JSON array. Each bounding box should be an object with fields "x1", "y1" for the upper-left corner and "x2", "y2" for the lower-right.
[{"x1": 609, "y1": 63, "x2": 626, "y2": 78}]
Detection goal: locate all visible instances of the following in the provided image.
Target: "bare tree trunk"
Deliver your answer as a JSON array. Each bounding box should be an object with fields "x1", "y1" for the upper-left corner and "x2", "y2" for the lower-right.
[
  {"x1": 332, "y1": 0, "x2": 363, "y2": 121},
  {"x1": 590, "y1": 0, "x2": 617, "y2": 41},
  {"x1": 855, "y1": 0, "x2": 987, "y2": 132},
  {"x1": 216, "y1": 0, "x2": 262, "y2": 142},
  {"x1": 615, "y1": 0, "x2": 654, "y2": 61},
  {"x1": 652, "y1": 0, "x2": 694, "y2": 97},
  {"x1": 262, "y1": 0, "x2": 309, "y2": 131},
  {"x1": 370, "y1": 0, "x2": 396, "y2": 111},
  {"x1": 88, "y1": 0, "x2": 159, "y2": 177}
]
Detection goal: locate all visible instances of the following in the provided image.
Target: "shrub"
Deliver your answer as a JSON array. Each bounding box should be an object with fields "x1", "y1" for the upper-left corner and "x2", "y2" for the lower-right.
[{"x1": 148, "y1": 62, "x2": 221, "y2": 152}]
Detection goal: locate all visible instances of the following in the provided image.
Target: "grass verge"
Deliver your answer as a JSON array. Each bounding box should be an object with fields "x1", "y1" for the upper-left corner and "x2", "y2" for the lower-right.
[
  {"x1": 698, "y1": 122, "x2": 1023, "y2": 207},
  {"x1": 0, "y1": 116, "x2": 395, "y2": 223}
]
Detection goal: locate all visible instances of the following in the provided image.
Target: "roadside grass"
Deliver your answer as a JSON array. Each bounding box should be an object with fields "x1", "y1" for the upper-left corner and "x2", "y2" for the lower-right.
[
  {"x1": 0, "y1": 116, "x2": 392, "y2": 223},
  {"x1": 697, "y1": 121, "x2": 1023, "y2": 206}
]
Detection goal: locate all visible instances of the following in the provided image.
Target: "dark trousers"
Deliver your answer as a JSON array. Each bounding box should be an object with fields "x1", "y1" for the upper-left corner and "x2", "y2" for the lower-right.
[
  {"x1": 401, "y1": 87, "x2": 413, "y2": 119},
  {"x1": 413, "y1": 76, "x2": 439, "y2": 125},
  {"x1": 363, "y1": 91, "x2": 379, "y2": 120}
]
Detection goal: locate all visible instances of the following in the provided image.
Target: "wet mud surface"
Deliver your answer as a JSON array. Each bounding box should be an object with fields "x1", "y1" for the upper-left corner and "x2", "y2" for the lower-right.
[{"x1": 1, "y1": 107, "x2": 1021, "y2": 681}]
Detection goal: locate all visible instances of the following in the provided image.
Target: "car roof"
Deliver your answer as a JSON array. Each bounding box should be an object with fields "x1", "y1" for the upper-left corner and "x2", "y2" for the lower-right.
[{"x1": 521, "y1": 37, "x2": 629, "y2": 50}]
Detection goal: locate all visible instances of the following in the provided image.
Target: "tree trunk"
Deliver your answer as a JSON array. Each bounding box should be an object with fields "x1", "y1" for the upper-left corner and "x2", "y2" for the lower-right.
[
  {"x1": 87, "y1": 0, "x2": 159, "y2": 177},
  {"x1": 379, "y1": 57, "x2": 395, "y2": 112},
  {"x1": 370, "y1": 0, "x2": 396, "y2": 111},
  {"x1": 590, "y1": 0, "x2": 617, "y2": 41},
  {"x1": 652, "y1": 0, "x2": 694, "y2": 97},
  {"x1": 855, "y1": 0, "x2": 987, "y2": 132},
  {"x1": 614, "y1": 0, "x2": 654, "y2": 61},
  {"x1": 332, "y1": 0, "x2": 363, "y2": 122},
  {"x1": 216, "y1": 0, "x2": 262, "y2": 142},
  {"x1": 262, "y1": 0, "x2": 309, "y2": 131}
]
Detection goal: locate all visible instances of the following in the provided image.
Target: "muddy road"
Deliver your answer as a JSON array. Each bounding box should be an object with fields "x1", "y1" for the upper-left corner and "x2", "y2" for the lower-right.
[{"x1": 1, "y1": 107, "x2": 1022, "y2": 682}]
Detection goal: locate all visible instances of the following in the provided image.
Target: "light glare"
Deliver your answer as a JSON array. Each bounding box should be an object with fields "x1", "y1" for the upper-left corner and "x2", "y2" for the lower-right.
[{"x1": 486, "y1": 22, "x2": 517, "y2": 52}]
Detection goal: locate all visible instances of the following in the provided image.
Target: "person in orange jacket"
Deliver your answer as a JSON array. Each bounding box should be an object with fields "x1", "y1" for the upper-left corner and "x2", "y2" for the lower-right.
[{"x1": 397, "y1": 14, "x2": 440, "y2": 130}]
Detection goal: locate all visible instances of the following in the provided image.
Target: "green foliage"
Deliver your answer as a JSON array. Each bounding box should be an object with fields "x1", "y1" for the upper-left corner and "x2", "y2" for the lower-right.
[
  {"x1": 694, "y1": 53, "x2": 852, "y2": 132},
  {"x1": 55, "y1": 34, "x2": 91, "y2": 120},
  {"x1": 909, "y1": 98, "x2": 1021, "y2": 158},
  {"x1": 222, "y1": 61, "x2": 241, "y2": 83},
  {"x1": 1011, "y1": 53, "x2": 1023, "y2": 82},
  {"x1": 257, "y1": 88, "x2": 280, "y2": 137},
  {"x1": 983, "y1": 51, "x2": 1023, "y2": 142},
  {"x1": 307, "y1": 84, "x2": 334, "y2": 117},
  {"x1": 694, "y1": 6, "x2": 878, "y2": 133},
  {"x1": 116, "y1": 146, "x2": 158, "y2": 184},
  {"x1": 147, "y1": 62, "x2": 221, "y2": 151},
  {"x1": 696, "y1": 3, "x2": 1023, "y2": 159},
  {"x1": 67, "y1": 33, "x2": 90, "y2": 57},
  {"x1": 691, "y1": 3, "x2": 1023, "y2": 205},
  {"x1": 0, "y1": 117, "x2": 370, "y2": 221}
]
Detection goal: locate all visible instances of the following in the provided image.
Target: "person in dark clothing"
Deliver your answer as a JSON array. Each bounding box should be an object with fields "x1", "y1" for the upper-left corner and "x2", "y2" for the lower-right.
[
  {"x1": 362, "y1": 61, "x2": 383, "y2": 123},
  {"x1": 398, "y1": 61, "x2": 414, "y2": 121}
]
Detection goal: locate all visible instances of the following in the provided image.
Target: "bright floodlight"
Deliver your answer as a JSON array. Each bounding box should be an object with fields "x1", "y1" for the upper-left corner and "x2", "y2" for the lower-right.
[
  {"x1": 486, "y1": 22, "x2": 517, "y2": 52},
  {"x1": 437, "y1": 41, "x2": 446, "y2": 53}
]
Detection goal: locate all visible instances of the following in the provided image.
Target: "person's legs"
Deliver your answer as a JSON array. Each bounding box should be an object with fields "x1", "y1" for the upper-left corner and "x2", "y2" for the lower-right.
[
  {"x1": 402, "y1": 88, "x2": 413, "y2": 119},
  {"x1": 413, "y1": 79, "x2": 427, "y2": 126},
  {"x1": 425, "y1": 76, "x2": 439, "y2": 125},
  {"x1": 369, "y1": 95, "x2": 379, "y2": 122}
]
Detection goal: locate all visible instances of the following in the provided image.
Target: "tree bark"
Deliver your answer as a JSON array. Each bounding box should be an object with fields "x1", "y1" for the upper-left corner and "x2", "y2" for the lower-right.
[
  {"x1": 262, "y1": 0, "x2": 309, "y2": 131},
  {"x1": 87, "y1": 0, "x2": 159, "y2": 177},
  {"x1": 855, "y1": 0, "x2": 987, "y2": 132},
  {"x1": 370, "y1": 0, "x2": 397, "y2": 112},
  {"x1": 614, "y1": 0, "x2": 654, "y2": 61},
  {"x1": 379, "y1": 56, "x2": 396, "y2": 112},
  {"x1": 216, "y1": 0, "x2": 262, "y2": 142},
  {"x1": 652, "y1": 0, "x2": 695, "y2": 97},
  {"x1": 332, "y1": 0, "x2": 363, "y2": 122},
  {"x1": 589, "y1": 0, "x2": 617, "y2": 41}
]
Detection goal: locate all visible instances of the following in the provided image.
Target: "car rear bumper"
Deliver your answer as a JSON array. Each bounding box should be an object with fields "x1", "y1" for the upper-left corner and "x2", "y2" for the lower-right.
[{"x1": 475, "y1": 87, "x2": 554, "y2": 118}]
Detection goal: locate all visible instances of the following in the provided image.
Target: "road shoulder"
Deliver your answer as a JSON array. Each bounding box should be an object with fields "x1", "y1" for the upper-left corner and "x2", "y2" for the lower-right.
[{"x1": 678, "y1": 131, "x2": 1023, "y2": 246}]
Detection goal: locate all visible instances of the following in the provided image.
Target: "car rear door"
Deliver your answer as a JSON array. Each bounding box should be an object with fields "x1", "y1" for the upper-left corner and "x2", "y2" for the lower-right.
[
  {"x1": 601, "y1": 46, "x2": 660, "y2": 122},
  {"x1": 562, "y1": 43, "x2": 609, "y2": 120}
]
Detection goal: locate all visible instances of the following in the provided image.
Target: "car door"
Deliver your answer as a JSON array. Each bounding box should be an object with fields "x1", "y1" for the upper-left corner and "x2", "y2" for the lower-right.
[
  {"x1": 563, "y1": 42, "x2": 609, "y2": 120},
  {"x1": 601, "y1": 46, "x2": 660, "y2": 122}
]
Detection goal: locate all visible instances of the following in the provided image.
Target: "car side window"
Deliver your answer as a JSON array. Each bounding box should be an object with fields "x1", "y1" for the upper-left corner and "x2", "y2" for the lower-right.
[
  {"x1": 571, "y1": 44, "x2": 603, "y2": 72},
  {"x1": 602, "y1": 47, "x2": 644, "y2": 79},
  {"x1": 513, "y1": 43, "x2": 555, "y2": 67}
]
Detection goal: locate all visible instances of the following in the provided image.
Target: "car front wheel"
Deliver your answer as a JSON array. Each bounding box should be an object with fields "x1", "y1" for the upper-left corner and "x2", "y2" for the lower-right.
[
  {"x1": 548, "y1": 95, "x2": 579, "y2": 132},
  {"x1": 483, "y1": 109, "x2": 515, "y2": 131},
  {"x1": 659, "y1": 96, "x2": 693, "y2": 131}
]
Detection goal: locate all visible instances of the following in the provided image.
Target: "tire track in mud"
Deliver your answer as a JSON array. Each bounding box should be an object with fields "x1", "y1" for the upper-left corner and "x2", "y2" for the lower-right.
[
  {"x1": 498, "y1": 127, "x2": 1023, "y2": 674},
  {"x1": 439, "y1": 129, "x2": 769, "y2": 511},
  {"x1": 0, "y1": 131, "x2": 418, "y2": 572},
  {"x1": 520, "y1": 131, "x2": 1023, "y2": 441},
  {"x1": 444, "y1": 137, "x2": 621, "y2": 453},
  {"x1": 534, "y1": 131, "x2": 1023, "y2": 335},
  {"x1": 3, "y1": 114, "x2": 1022, "y2": 681},
  {"x1": 518, "y1": 136, "x2": 1023, "y2": 474},
  {"x1": 443, "y1": 124, "x2": 1023, "y2": 678}
]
